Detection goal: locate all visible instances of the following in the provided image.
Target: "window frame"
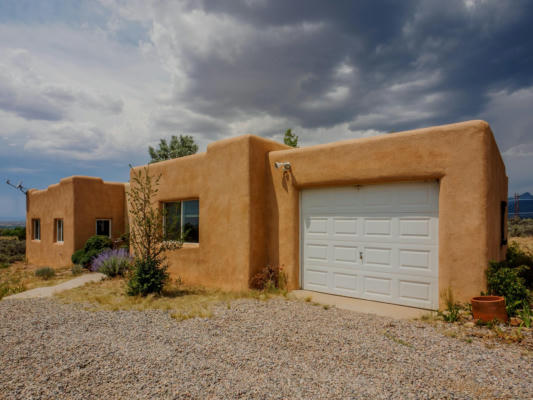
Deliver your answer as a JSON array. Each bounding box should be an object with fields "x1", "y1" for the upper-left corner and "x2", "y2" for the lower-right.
[
  {"x1": 32, "y1": 218, "x2": 41, "y2": 241},
  {"x1": 162, "y1": 199, "x2": 199, "y2": 244},
  {"x1": 55, "y1": 218, "x2": 64, "y2": 243},
  {"x1": 95, "y1": 219, "x2": 112, "y2": 238}
]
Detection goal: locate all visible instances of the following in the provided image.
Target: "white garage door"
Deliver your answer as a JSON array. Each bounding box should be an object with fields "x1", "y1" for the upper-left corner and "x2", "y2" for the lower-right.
[{"x1": 301, "y1": 181, "x2": 439, "y2": 310}]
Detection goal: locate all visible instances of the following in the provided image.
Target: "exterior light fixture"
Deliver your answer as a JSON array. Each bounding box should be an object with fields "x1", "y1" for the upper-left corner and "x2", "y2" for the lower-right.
[{"x1": 274, "y1": 161, "x2": 291, "y2": 171}]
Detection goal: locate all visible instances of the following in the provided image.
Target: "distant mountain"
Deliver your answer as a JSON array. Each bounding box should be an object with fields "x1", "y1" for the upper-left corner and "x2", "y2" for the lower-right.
[{"x1": 508, "y1": 192, "x2": 533, "y2": 219}]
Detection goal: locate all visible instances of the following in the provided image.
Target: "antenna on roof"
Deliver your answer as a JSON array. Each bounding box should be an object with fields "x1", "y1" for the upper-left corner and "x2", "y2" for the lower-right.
[{"x1": 5, "y1": 179, "x2": 28, "y2": 194}]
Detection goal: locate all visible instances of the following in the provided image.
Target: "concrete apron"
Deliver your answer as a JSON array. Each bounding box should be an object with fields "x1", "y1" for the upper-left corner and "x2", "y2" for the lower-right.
[
  {"x1": 291, "y1": 290, "x2": 434, "y2": 320},
  {"x1": 3, "y1": 273, "x2": 105, "y2": 300}
]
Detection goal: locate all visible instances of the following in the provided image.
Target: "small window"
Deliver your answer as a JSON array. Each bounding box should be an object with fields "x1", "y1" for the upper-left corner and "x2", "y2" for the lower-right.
[
  {"x1": 32, "y1": 219, "x2": 41, "y2": 240},
  {"x1": 163, "y1": 200, "x2": 199, "y2": 243},
  {"x1": 96, "y1": 219, "x2": 111, "y2": 238},
  {"x1": 55, "y1": 219, "x2": 64, "y2": 242}
]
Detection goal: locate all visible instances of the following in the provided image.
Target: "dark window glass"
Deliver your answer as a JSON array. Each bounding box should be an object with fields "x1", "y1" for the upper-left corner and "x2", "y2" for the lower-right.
[
  {"x1": 183, "y1": 200, "x2": 199, "y2": 243},
  {"x1": 56, "y1": 219, "x2": 64, "y2": 242},
  {"x1": 164, "y1": 202, "x2": 181, "y2": 241},
  {"x1": 33, "y1": 219, "x2": 40, "y2": 240},
  {"x1": 163, "y1": 200, "x2": 199, "y2": 243},
  {"x1": 96, "y1": 219, "x2": 111, "y2": 237}
]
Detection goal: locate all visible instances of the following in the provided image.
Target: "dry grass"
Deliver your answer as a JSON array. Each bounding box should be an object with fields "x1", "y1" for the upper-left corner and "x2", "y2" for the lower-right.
[
  {"x1": 0, "y1": 262, "x2": 73, "y2": 299},
  {"x1": 510, "y1": 236, "x2": 533, "y2": 254},
  {"x1": 55, "y1": 278, "x2": 281, "y2": 320}
]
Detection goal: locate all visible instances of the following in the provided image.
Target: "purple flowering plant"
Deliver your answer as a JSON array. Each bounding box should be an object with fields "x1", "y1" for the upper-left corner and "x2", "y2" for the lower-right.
[{"x1": 91, "y1": 248, "x2": 133, "y2": 277}]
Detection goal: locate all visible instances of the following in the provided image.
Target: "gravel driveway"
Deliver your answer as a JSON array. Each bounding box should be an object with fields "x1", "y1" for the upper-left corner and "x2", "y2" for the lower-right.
[{"x1": 1, "y1": 298, "x2": 532, "y2": 399}]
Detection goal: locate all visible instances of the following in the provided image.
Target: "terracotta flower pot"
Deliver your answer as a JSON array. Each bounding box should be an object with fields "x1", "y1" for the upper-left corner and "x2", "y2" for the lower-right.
[{"x1": 471, "y1": 296, "x2": 508, "y2": 323}]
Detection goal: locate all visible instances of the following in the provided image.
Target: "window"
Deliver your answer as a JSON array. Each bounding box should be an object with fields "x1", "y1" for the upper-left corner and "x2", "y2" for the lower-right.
[
  {"x1": 55, "y1": 219, "x2": 64, "y2": 242},
  {"x1": 96, "y1": 219, "x2": 111, "y2": 238},
  {"x1": 32, "y1": 219, "x2": 41, "y2": 240},
  {"x1": 501, "y1": 201, "x2": 508, "y2": 246},
  {"x1": 163, "y1": 200, "x2": 199, "y2": 243}
]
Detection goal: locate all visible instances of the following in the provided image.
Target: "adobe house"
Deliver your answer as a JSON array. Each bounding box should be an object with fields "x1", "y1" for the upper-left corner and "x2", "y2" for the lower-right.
[
  {"x1": 27, "y1": 120, "x2": 507, "y2": 310},
  {"x1": 26, "y1": 176, "x2": 126, "y2": 267},
  {"x1": 129, "y1": 120, "x2": 507, "y2": 310}
]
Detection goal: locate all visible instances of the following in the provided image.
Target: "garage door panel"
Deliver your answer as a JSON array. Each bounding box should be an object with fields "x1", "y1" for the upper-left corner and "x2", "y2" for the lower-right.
[
  {"x1": 398, "y1": 280, "x2": 431, "y2": 301},
  {"x1": 302, "y1": 182, "x2": 439, "y2": 310},
  {"x1": 332, "y1": 217, "x2": 358, "y2": 238},
  {"x1": 306, "y1": 243, "x2": 328, "y2": 261},
  {"x1": 332, "y1": 245, "x2": 359, "y2": 264},
  {"x1": 364, "y1": 247, "x2": 392, "y2": 268},
  {"x1": 304, "y1": 269, "x2": 329, "y2": 288},
  {"x1": 332, "y1": 272, "x2": 359, "y2": 293},
  {"x1": 307, "y1": 217, "x2": 328, "y2": 234},
  {"x1": 363, "y1": 276, "x2": 393, "y2": 297},
  {"x1": 363, "y1": 218, "x2": 392, "y2": 237},
  {"x1": 399, "y1": 217, "x2": 432, "y2": 238}
]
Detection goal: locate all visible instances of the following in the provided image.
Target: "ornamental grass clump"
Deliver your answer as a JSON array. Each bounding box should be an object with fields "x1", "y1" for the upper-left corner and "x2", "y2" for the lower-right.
[{"x1": 91, "y1": 248, "x2": 133, "y2": 277}]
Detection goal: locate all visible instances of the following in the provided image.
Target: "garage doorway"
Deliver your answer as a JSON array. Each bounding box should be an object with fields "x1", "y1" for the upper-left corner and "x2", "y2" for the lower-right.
[{"x1": 300, "y1": 181, "x2": 439, "y2": 310}]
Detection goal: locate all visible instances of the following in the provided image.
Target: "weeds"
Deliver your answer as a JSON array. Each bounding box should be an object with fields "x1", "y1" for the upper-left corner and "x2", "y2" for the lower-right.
[
  {"x1": 518, "y1": 301, "x2": 532, "y2": 328},
  {"x1": 35, "y1": 267, "x2": 55, "y2": 280},
  {"x1": 71, "y1": 265, "x2": 84, "y2": 276},
  {"x1": 250, "y1": 264, "x2": 288, "y2": 295},
  {"x1": 383, "y1": 331, "x2": 413, "y2": 347},
  {"x1": 438, "y1": 288, "x2": 462, "y2": 322}
]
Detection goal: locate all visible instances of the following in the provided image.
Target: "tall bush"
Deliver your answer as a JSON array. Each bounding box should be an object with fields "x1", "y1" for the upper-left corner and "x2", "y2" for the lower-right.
[{"x1": 126, "y1": 166, "x2": 181, "y2": 296}]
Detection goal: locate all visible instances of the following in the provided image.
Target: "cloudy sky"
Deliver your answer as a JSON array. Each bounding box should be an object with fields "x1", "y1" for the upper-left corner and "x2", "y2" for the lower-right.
[{"x1": 1, "y1": 0, "x2": 532, "y2": 219}]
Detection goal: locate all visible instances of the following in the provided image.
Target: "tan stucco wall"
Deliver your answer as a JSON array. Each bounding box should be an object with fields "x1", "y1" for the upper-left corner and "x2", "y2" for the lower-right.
[
  {"x1": 267, "y1": 120, "x2": 507, "y2": 307},
  {"x1": 130, "y1": 136, "x2": 287, "y2": 291},
  {"x1": 26, "y1": 178, "x2": 75, "y2": 267},
  {"x1": 26, "y1": 177, "x2": 126, "y2": 267},
  {"x1": 73, "y1": 178, "x2": 126, "y2": 251}
]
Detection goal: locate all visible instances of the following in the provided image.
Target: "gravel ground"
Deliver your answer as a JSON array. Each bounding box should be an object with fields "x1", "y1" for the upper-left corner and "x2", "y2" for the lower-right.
[{"x1": 1, "y1": 298, "x2": 532, "y2": 399}]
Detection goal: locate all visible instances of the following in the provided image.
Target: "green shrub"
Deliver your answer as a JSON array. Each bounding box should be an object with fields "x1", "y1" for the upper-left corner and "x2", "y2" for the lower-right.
[
  {"x1": 505, "y1": 243, "x2": 533, "y2": 288},
  {"x1": 35, "y1": 267, "x2": 56, "y2": 280},
  {"x1": 83, "y1": 235, "x2": 113, "y2": 253},
  {"x1": 79, "y1": 248, "x2": 104, "y2": 268},
  {"x1": 486, "y1": 261, "x2": 530, "y2": 316},
  {"x1": 0, "y1": 262, "x2": 9, "y2": 269},
  {"x1": 71, "y1": 249, "x2": 84, "y2": 265},
  {"x1": 71, "y1": 235, "x2": 113, "y2": 268},
  {"x1": 127, "y1": 257, "x2": 168, "y2": 296},
  {"x1": 71, "y1": 264, "x2": 84, "y2": 276},
  {"x1": 0, "y1": 227, "x2": 26, "y2": 241}
]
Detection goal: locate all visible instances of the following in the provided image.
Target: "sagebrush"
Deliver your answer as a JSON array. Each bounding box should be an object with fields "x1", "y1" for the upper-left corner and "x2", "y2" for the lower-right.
[
  {"x1": 0, "y1": 239, "x2": 25, "y2": 265},
  {"x1": 35, "y1": 267, "x2": 55, "y2": 280}
]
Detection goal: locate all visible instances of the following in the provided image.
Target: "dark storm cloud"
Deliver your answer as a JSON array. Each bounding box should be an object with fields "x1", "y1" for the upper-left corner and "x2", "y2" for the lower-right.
[{"x1": 155, "y1": 0, "x2": 533, "y2": 136}]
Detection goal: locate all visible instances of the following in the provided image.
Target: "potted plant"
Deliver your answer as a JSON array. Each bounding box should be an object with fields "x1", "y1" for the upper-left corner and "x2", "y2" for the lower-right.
[{"x1": 471, "y1": 296, "x2": 508, "y2": 323}]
